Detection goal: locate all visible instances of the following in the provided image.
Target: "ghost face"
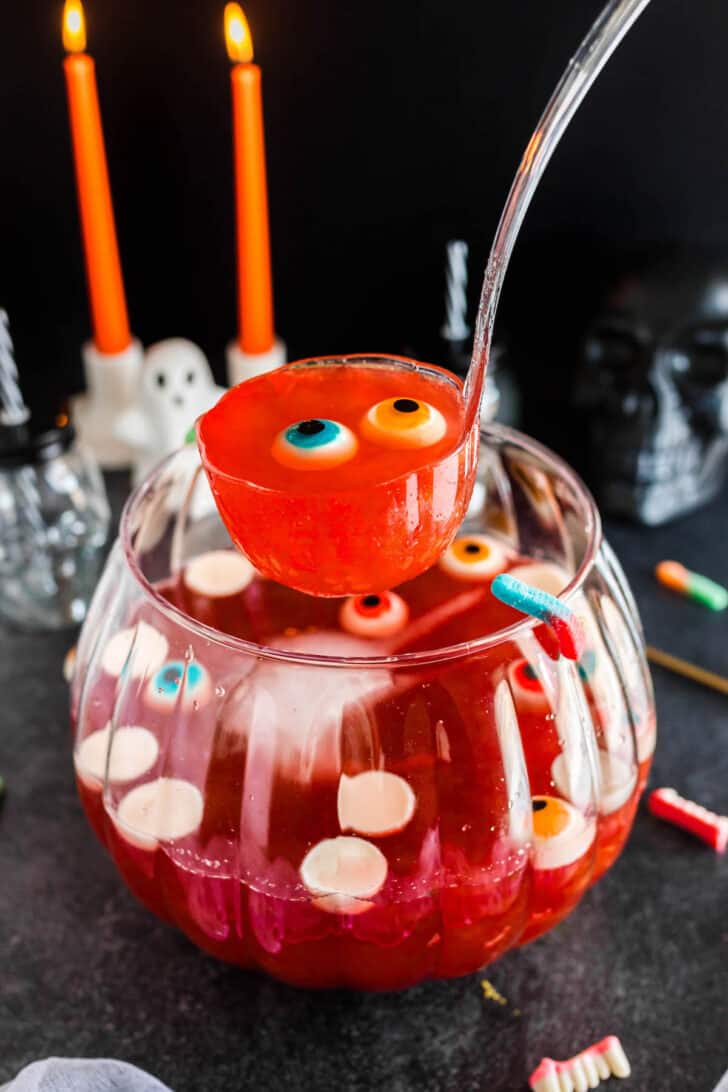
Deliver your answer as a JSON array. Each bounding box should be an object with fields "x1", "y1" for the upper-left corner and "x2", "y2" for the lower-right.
[
  {"x1": 142, "y1": 339, "x2": 221, "y2": 452},
  {"x1": 579, "y1": 258, "x2": 728, "y2": 525}
]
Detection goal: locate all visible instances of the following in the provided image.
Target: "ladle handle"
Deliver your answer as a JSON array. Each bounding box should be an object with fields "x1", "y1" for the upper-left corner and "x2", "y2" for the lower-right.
[{"x1": 466, "y1": 0, "x2": 654, "y2": 415}]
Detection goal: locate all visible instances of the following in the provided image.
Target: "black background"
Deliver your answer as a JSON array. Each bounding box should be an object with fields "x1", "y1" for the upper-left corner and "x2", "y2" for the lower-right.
[
  {"x1": 2, "y1": 0, "x2": 728, "y2": 451},
  {"x1": 2, "y1": 9, "x2": 728, "y2": 1085}
]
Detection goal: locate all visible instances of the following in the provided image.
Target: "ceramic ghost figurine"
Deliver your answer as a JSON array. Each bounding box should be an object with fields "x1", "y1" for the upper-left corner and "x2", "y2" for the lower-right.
[{"x1": 115, "y1": 339, "x2": 226, "y2": 485}]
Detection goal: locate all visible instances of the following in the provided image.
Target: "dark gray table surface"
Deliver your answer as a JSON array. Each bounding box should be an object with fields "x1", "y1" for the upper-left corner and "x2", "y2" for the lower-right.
[{"x1": 1, "y1": 474, "x2": 727, "y2": 1092}]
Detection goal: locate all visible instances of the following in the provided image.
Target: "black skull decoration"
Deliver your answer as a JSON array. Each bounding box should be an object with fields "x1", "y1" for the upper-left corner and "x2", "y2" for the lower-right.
[{"x1": 576, "y1": 255, "x2": 728, "y2": 524}]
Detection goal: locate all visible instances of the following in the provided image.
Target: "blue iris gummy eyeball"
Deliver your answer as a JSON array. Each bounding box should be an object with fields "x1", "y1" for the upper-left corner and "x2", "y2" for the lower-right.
[
  {"x1": 272, "y1": 418, "x2": 358, "y2": 470},
  {"x1": 145, "y1": 660, "x2": 210, "y2": 711},
  {"x1": 577, "y1": 649, "x2": 598, "y2": 682}
]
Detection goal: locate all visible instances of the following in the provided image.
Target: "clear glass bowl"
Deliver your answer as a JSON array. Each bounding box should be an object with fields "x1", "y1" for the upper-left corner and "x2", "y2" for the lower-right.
[{"x1": 69, "y1": 425, "x2": 655, "y2": 990}]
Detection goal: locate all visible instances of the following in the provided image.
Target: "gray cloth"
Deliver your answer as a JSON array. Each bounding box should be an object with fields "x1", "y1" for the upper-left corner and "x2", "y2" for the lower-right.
[
  {"x1": 1, "y1": 1060, "x2": 173, "y2": 1092},
  {"x1": 713, "y1": 1070, "x2": 728, "y2": 1092}
]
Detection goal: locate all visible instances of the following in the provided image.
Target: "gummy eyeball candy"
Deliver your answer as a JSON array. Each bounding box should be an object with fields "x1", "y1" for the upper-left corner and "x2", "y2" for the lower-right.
[
  {"x1": 551, "y1": 751, "x2": 637, "y2": 817},
  {"x1": 439, "y1": 534, "x2": 507, "y2": 581},
  {"x1": 577, "y1": 649, "x2": 598, "y2": 683},
  {"x1": 300, "y1": 836, "x2": 388, "y2": 900},
  {"x1": 531, "y1": 795, "x2": 596, "y2": 871},
  {"x1": 508, "y1": 658, "x2": 550, "y2": 714},
  {"x1": 183, "y1": 550, "x2": 255, "y2": 598},
  {"x1": 145, "y1": 660, "x2": 211, "y2": 712},
  {"x1": 74, "y1": 724, "x2": 159, "y2": 791},
  {"x1": 115, "y1": 777, "x2": 204, "y2": 850},
  {"x1": 272, "y1": 419, "x2": 358, "y2": 470},
  {"x1": 361, "y1": 397, "x2": 446, "y2": 449},
  {"x1": 101, "y1": 622, "x2": 169, "y2": 680},
  {"x1": 197, "y1": 356, "x2": 478, "y2": 596},
  {"x1": 337, "y1": 771, "x2": 416, "y2": 836},
  {"x1": 339, "y1": 592, "x2": 409, "y2": 638}
]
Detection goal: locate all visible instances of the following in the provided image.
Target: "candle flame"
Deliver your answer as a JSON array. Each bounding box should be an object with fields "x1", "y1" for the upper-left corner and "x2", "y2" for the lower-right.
[
  {"x1": 63, "y1": 0, "x2": 87, "y2": 53},
  {"x1": 224, "y1": 3, "x2": 254, "y2": 64}
]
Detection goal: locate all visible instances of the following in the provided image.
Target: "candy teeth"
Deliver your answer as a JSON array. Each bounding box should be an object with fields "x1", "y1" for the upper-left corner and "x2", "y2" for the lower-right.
[
  {"x1": 183, "y1": 549, "x2": 255, "y2": 598},
  {"x1": 602, "y1": 1038, "x2": 631, "y2": 1079},
  {"x1": 114, "y1": 777, "x2": 204, "y2": 850},
  {"x1": 648, "y1": 787, "x2": 728, "y2": 852},
  {"x1": 101, "y1": 622, "x2": 169, "y2": 680},
  {"x1": 337, "y1": 771, "x2": 416, "y2": 837},
  {"x1": 594, "y1": 1054, "x2": 612, "y2": 1080},
  {"x1": 529, "y1": 1036, "x2": 631, "y2": 1091},
  {"x1": 74, "y1": 724, "x2": 159, "y2": 791},
  {"x1": 300, "y1": 836, "x2": 388, "y2": 900}
]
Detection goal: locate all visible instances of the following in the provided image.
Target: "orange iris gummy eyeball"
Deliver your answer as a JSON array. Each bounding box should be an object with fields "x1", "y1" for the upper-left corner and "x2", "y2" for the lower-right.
[
  {"x1": 531, "y1": 795, "x2": 596, "y2": 871},
  {"x1": 439, "y1": 534, "x2": 507, "y2": 581},
  {"x1": 361, "y1": 397, "x2": 446, "y2": 448}
]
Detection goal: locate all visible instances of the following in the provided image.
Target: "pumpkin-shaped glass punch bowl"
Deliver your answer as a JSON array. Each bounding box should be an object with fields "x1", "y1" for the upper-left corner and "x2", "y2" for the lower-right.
[{"x1": 69, "y1": 425, "x2": 655, "y2": 990}]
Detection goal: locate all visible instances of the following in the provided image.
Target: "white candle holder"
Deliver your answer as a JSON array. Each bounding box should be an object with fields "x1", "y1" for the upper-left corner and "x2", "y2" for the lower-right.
[
  {"x1": 226, "y1": 336, "x2": 286, "y2": 386},
  {"x1": 71, "y1": 339, "x2": 144, "y2": 469}
]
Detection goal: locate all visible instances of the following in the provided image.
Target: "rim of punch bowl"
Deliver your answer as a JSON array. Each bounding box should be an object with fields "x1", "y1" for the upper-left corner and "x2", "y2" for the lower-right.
[{"x1": 120, "y1": 422, "x2": 602, "y2": 671}]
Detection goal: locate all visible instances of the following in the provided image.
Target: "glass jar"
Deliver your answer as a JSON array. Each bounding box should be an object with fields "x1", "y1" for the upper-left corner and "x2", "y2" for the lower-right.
[
  {"x1": 69, "y1": 426, "x2": 655, "y2": 989},
  {"x1": 0, "y1": 415, "x2": 110, "y2": 629}
]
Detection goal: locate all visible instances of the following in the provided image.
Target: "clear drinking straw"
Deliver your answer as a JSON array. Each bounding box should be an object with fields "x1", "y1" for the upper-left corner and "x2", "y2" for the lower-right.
[
  {"x1": 0, "y1": 310, "x2": 30, "y2": 426},
  {"x1": 465, "y1": 0, "x2": 654, "y2": 417},
  {"x1": 0, "y1": 311, "x2": 48, "y2": 546}
]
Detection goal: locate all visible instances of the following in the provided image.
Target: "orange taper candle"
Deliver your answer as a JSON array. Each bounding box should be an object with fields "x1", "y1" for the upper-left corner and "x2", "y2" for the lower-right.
[
  {"x1": 225, "y1": 3, "x2": 275, "y2": 355},
  {"x1": 63, "y1": 0, "x2": 131, "y2": 355}
]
